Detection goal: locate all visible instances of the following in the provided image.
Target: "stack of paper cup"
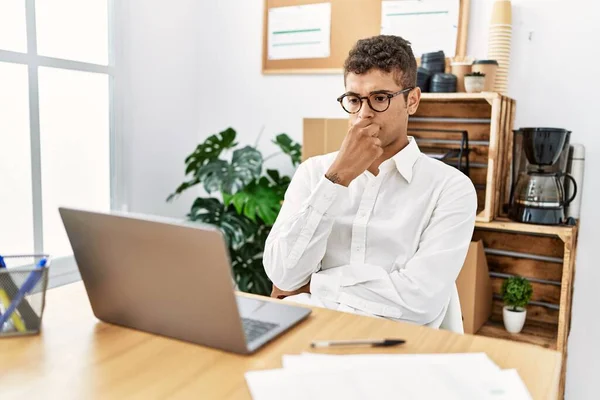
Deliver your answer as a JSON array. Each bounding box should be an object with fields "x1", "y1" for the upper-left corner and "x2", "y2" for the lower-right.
[{"x1": 487, "y1": 0, "x2": 512, "y2": 94}]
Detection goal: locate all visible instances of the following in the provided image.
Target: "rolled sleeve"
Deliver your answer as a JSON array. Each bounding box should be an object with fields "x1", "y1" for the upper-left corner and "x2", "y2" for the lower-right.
[
  {"x1": 307, "y1": 176, "x2": 348, "y2": 217},
  {"x1": 264, "y1": 161, "x2": 349, "y2": 291}
]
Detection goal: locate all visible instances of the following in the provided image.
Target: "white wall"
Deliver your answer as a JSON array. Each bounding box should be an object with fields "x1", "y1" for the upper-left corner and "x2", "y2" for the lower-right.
[
  {"x1": 471, "y1": 3, "x2": 600, "y2": 398},
  {"x1": 116, "y1": 0, "x2": 204, "y2": 217},
  {"x1": 118, "y1": 1, "x2": 599, "y2": 397},
  {"x1": 191, "y1": 1, "x2": 347, "y2": 177}
]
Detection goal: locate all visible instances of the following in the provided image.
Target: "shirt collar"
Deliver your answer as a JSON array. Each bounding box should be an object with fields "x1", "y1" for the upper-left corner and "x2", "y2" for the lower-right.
[{"x1": 378, "y1": 137, "x2": 421, "y2": 183}]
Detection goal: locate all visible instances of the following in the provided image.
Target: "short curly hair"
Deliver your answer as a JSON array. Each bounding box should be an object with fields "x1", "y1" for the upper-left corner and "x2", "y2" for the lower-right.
[{"x1": 344, "y1": 35, "x2": 417, "y2": 92}]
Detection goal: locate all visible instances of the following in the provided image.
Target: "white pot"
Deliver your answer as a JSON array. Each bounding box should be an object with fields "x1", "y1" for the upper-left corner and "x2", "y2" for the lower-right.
[
  {"x1": 503, "y1": 306, "x2": 527, "y2": 333},
  {"x1": 464, "y1": 76, "x2": 486, "y2": 93}
]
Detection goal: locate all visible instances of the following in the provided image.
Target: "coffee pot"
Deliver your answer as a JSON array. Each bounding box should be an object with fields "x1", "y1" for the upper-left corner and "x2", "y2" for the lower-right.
[{"x1": 508, "y1": 128, "x2": 577, "y2": 225}]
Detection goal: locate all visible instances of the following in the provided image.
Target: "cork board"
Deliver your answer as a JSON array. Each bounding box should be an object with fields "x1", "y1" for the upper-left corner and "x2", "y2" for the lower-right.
[{"x1": 263, "y1": 0, "x2": 470, "y2": 74}]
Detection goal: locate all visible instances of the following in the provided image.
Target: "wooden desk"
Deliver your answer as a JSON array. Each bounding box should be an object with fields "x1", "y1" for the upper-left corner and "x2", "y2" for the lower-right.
[{"x1": 0, "y1": 283, "x2": 561, "y2": 400}]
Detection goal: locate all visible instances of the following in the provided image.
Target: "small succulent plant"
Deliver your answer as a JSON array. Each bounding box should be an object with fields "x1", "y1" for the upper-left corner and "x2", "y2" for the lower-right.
[{"x1": 501, "y1": 276, "x2": 533, "y2": 311}]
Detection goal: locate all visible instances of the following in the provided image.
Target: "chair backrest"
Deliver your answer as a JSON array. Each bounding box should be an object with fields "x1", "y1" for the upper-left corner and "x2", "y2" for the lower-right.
[{"x1": 439, "y1": 284, "x2": 464, "y2": 334}]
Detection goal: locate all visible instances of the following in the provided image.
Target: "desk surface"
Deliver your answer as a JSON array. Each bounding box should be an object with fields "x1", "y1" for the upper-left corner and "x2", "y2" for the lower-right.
[{"x1": 0, "y1": 282, "x2": 561, "y2": 400}]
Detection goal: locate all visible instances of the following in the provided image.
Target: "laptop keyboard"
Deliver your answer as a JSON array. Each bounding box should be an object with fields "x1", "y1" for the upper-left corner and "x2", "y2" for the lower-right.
[{"x1": 241, "y1": 318, "x2": 279, "y2": 343}]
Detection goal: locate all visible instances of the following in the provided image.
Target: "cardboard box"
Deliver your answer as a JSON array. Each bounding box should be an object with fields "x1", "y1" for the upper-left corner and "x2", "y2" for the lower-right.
[
  {"x1": 456, "y1": 240, "x2": 493, "y2": 334},
  {"x1": 303, "y1": 118, "x2": 348, "y2": 161}
]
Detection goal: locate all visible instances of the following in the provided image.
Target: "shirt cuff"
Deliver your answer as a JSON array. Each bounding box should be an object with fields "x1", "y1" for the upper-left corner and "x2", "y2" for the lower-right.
[
  {"x1": 310, "y1": 268, "x2": 404, "y2": 319},
  {"x1": 310, "y1": 264, "x2": 384, "y2": 300},
  {"x1": 310, "y1": 269, "x2": 342, "y2": 301},
  {"x1": 306, "y1": 176, "x2": 348, "y2": 217}
]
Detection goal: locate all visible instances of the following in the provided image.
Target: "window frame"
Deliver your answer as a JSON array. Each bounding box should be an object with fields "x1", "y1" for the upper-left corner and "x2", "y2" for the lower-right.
[{"x1": 0, "y1": 0, "x2": 122, "y2": 267}]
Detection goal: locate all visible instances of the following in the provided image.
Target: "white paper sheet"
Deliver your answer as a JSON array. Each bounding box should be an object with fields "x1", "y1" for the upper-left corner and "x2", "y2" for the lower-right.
[
  {"x1": 282, "y1": 352, "x2": 501, "y2": 398},
  {"x1": 267, "y1": 3, "x2": 331, "y2": 60},
  {"x1": 381, "y1": 0, "x2": 460, "y2": 58},
  {"x1": 245, "y1": 353, "x2": 533, "y2": 400},
  {"x1": 490, "y1": 369, "x2": 534, "y2": 400},
  {"x1": 246, "y1": 364, "x2": 489, "y2": 400},
  {"x1": 281, "y1": 352, "x2": 500, "y2": 375},
  {"x1": 281, "y1": 353, "x2": 534, "y2": 399}
]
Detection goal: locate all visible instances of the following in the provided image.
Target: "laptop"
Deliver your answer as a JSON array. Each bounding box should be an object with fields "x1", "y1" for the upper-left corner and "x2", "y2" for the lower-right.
[{"x1": 58, "y1": 207, "x2": 311, "y2": 354}]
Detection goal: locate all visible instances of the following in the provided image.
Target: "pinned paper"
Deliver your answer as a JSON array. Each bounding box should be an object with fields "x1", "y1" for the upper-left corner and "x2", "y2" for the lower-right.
[
  {"x1": 267, "y1": 3, "x2": 332, "y2": 60},
  {"x1": 381, "y1": 0, "x2": 460, "y2": 57}
]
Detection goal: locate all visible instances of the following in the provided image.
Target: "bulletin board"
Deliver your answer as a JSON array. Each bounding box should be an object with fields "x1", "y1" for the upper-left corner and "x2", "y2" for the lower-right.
[{"x1": 262, "y1": 0, "x2": 470, "y2": 74}]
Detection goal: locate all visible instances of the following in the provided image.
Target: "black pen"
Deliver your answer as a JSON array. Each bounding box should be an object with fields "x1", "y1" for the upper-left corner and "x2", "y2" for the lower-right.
[{"x1": 310, "y1": 338, "x2": 406, "y2": 348}]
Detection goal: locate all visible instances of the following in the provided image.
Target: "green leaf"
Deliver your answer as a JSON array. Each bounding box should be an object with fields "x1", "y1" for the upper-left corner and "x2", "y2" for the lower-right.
[
  {"x1": 246, "y1": 197, "x2": 257, "y2": 222},
  {"x1": 266, "y1": 169, "x2": 291, "y2": 198},
  {"x1": 185, "y1": 127, "x2": 237, "y2": 167},
  {"x1": 196, "y1": 146, "x2": 263, "y2": 194},
  {"x1": 187, "y1": 197, "x2": 256, "y2": 248},
  {"x1": 222, "y1": 192, "x2": 233, "y2": 206},
  {"x1": 196, "y1": 159, "x2": 230, "y2": 193},
  {"x1": 166, "y1": 178, "x2": 200, "y2": 202},
  {"x1": 230, "y1": 241, "x2": 272, "y2": 295},
  {"x1": 254, "y1": 224, "x2": 271, "y2": 247},
  {"x1": 257, "y1": 201, "x2": 278, "y2": 226},
  {"x1": 230, "y1": 146, "x2": 263, "y2": 188},
  {"x1": 167, "y1": 128, "x2": 238, "y2": 200},
  {"x1": 232, "y1": 192, "x2": 248, "y2": 215},
  {"x1": 237, "y1": 273, "x2": 253, "y2": 292},
  {"x1": 249, "y1": 266, "x2": 272, "y2": 295},
  {"x1": 272, "y1": 133, "x2": 302, "y2": 167},
  {"x1": 226, "y1": 177, "x2": 282, "y2": 226},
  {"x1": 266, "y1": 169, "x2": 291, "y2": 186},
  {"x1": 501, "y1": 276, "x2": 533, "y2": 309}
]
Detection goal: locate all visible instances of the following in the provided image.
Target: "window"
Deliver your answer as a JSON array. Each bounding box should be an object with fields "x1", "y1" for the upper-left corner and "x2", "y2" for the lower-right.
[{"x1": 0, "y1": 1, "x2": 117, "y2": 269}]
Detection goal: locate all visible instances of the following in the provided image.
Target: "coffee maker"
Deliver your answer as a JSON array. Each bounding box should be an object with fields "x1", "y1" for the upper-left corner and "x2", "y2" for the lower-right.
[{"x1": 508, "y1": 128, "x2": 577, "y2": 225}]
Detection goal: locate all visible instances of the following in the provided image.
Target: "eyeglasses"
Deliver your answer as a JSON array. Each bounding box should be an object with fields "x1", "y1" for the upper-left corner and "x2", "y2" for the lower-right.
[{"x1": 336, "y1": 87, "x2": 414, "y2": 114}]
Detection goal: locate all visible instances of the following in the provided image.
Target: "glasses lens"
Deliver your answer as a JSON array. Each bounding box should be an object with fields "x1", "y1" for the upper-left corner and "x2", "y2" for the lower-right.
[
  {"x1": 369, "y1": 93, "x2": 390, "y2": 112},
  {"x1": 341, "y1": 95, "x2": 361, "y2": 113}
]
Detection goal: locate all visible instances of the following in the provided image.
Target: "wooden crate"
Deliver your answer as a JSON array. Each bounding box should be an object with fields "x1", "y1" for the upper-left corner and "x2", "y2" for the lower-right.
[
  {"x1": 410, "y1": 93, "x2": 515, "y2": 222},
  {"x1": 303, "y1": 93, "x2": 516, "y2": 222},
  {"x1": 473, "y1": 220, "x2": 578, "y2": 400}
]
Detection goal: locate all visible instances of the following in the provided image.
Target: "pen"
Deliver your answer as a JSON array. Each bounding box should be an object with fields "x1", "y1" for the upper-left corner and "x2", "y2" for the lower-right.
[
  {"x1": 0, "y1": 254, "x2": 27, "y2": 331},
  {"x1": 310, "y1": 338, "x2": 406, "y2": 348},
  {"x1": 0, "y1": 289, "x2": 26, "y2": 332}
]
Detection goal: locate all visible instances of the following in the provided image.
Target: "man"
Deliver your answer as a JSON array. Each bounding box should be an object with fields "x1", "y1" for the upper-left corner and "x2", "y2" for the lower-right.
[{"x1": 263, "y1": 35, "x2": 477, "y2": 328}]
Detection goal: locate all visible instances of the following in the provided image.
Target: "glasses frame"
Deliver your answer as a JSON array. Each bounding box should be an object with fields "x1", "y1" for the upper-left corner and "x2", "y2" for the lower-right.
[{"x1": 336, "y1": 87, "x2": 414, "y2": 114}]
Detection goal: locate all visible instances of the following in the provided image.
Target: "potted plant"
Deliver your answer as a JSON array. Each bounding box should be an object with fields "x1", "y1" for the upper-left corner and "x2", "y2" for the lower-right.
[
  {"x1": 501, "y1": 276, "x2": 533, "y2": 333},
  {"x1": 167, "y1": 127, "x2": 301, "y2": 296},
  {"x1": 464, "y1": 71, "x2": 486, "y2": 93}
]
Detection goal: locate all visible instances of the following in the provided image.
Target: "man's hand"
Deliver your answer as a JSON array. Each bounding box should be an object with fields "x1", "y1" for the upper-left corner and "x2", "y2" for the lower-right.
[
  {"x1": 271, "y1": 282, "x2": 311, "y2": 299},
  {"x1": 325, "y1": 118, "x2": 383, "y2": 186}
]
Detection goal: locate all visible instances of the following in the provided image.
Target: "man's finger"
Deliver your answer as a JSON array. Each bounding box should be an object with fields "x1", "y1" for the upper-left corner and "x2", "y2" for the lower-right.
[
  {"x1": 367, "y1": 124, "x2": 381, "y2": 137},
  {"x1": 352, "y1": 117, "x2": 373, "y2": 128}
]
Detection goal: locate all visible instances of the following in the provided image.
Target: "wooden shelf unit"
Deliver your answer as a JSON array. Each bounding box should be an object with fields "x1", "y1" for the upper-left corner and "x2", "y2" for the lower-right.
[{"x1": 473, "y1": 219, "x2": 578, "y2": 399}]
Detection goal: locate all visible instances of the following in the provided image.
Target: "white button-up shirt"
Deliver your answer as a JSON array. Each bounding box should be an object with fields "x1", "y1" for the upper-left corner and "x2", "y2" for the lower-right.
[{"x1": 263, "y1": 137, "x2": 477, "y2": 327}]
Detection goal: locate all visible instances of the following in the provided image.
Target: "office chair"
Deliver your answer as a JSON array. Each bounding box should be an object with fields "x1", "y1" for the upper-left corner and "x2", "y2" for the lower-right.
[{"x1": 439, "y1": 284, "x2": 464, "y2": 334}]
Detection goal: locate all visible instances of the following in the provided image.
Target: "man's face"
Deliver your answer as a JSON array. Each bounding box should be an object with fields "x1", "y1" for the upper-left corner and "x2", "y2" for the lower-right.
[{"x1": 344, "y1": 69, "x2": 418, "y2": 147}]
